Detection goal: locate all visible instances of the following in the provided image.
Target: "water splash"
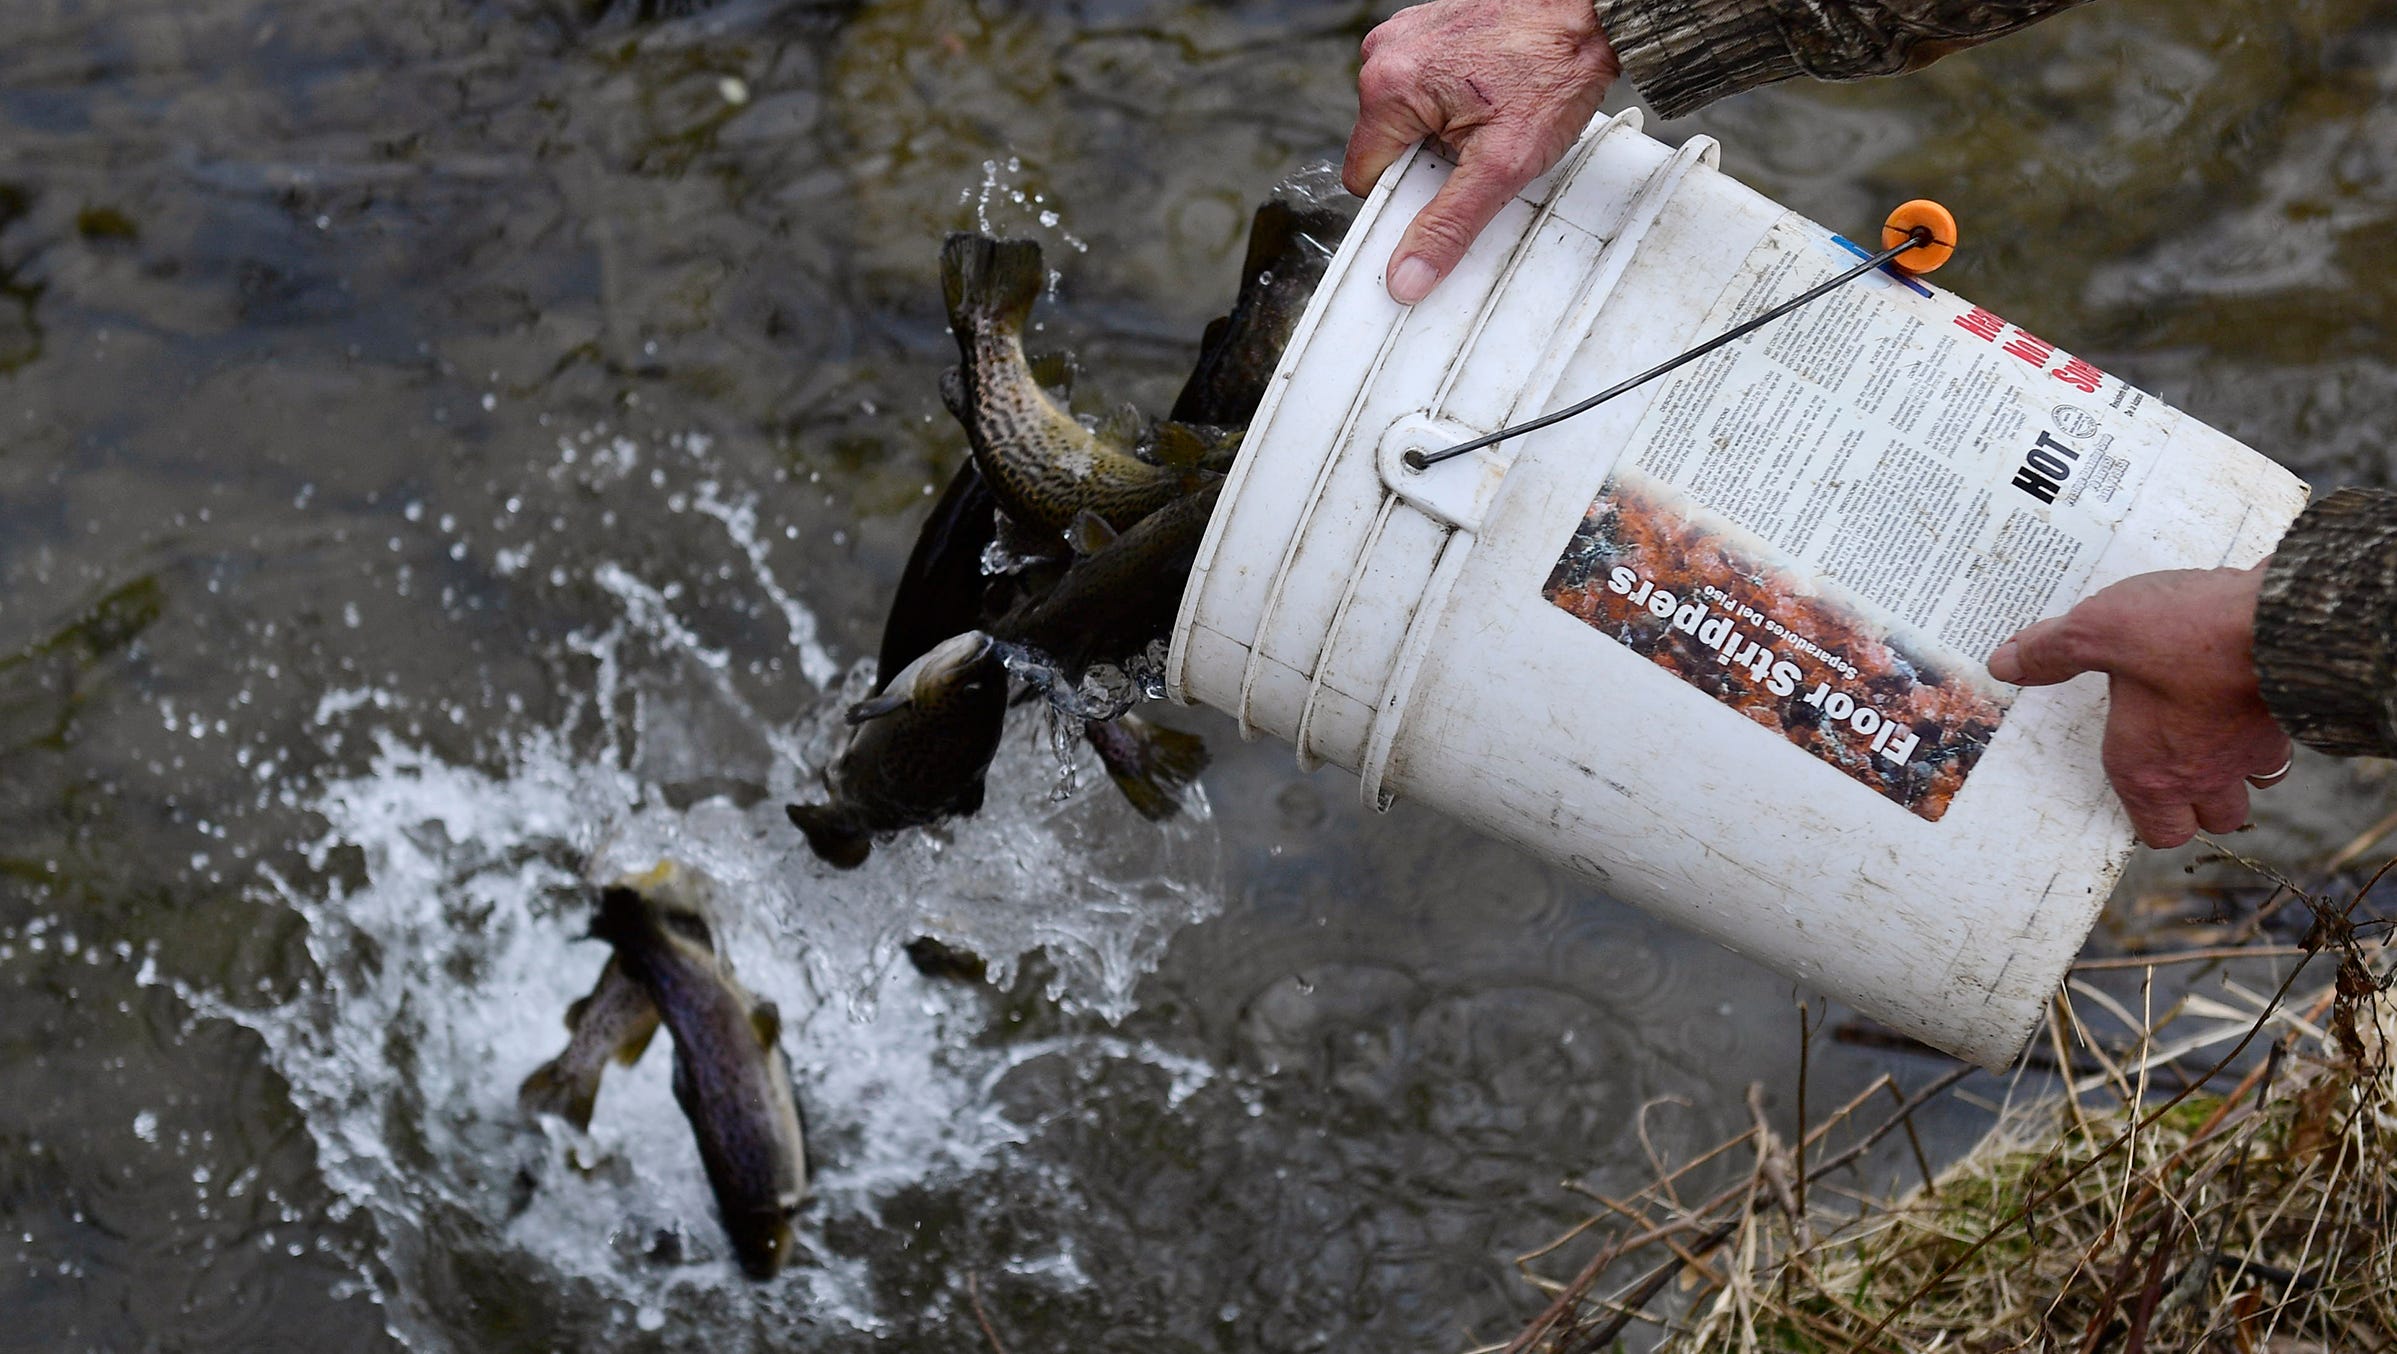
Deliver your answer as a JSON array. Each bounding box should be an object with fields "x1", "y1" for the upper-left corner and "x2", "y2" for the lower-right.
[
  {"x1": 135, "y1": 424, "x2": 1225, "y2": 1350},
  {"x1": 965, "y1": 155, "x2": 1089, "y2": 257},
  {"x1": 996, "y1": 637, "x2": 1174, "y2": 725}
]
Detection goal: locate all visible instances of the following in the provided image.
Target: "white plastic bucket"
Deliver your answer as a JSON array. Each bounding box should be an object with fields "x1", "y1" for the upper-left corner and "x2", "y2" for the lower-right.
[{"x1": 1168, "y1": 111, "x2": 2309, "y2": 1069}]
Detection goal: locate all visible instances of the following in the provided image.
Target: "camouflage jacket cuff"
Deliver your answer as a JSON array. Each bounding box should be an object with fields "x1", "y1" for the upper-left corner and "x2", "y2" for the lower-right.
[
  {"x1": 1594, "y1": 0, "x2": 1787, "y2": 120},
  {"x1": 1594, "y1": 0, "x2": 2105, "y2": 121},
  {"x1": 2254, "y1": 487, "x2": 2397, "y2": 758}
]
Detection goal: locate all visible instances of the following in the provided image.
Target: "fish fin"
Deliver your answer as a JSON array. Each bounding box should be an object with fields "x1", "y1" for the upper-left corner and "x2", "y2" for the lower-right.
[
  {"x1": 1064, "y1": 510, "x2": 1119, "y2": 558},
  {"x1": 1237, "y1": 200, "x2": 1297, "y2": 291},
  {"x1": 1094, "y1": 401, "x2": 1144, "y2": 447},
  {"x1": 940, "y1": 233, "x2": 1044, "y2": 337},
  {"x1": 846, "y1": 689, "x2": 912, "y2": 725},
  {"x1": 956, "y1": 778, "x2": 987, "y2": 818},
  {"x1": 517, "y1": 1058, "x2": 601, "y2": 1132},
  {"x1": 1087, "y1": 715, "x2": 1212, "y2": 822},
  {"x1": 750, "y1": 999, "x2": 782, "y2": 1049},
  {"x1": 937, "y1": 366, "x2": 970, "y2": 424},
  {"x1": 991, "y1": 510, "x2": 1068, "y2": 566},
  {"x1": 1144, "y1": 421, "x2": 1212, "y2": 469},
  {"x1": 611, "y1": 1016, "x2": 660, "y2": 1068},
  {"x1": 1190, "y1": 424, "x2": 1246, "y2": 475},
  {"x1": 564, "y1": 994, "x2": 591, "y2": 1030},
  {"x1": 1192, "y1": 314, "x2": 1231, "y2": 366},
  {"x1": 786, "y1": 803, "x2": 873, "y2": 869},
  {"x1": 1026, "y1": 348, "x2": 1076, "y2": 397}
]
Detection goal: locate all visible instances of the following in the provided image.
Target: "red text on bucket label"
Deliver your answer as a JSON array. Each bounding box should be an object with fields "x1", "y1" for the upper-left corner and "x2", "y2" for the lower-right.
[{"x1": 1543, "y1": 213, "x2": 2179, "y2": 821}]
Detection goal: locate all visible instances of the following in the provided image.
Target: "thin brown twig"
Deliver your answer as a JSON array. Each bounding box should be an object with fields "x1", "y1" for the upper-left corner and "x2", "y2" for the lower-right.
[
  {"x1": 1506, "y1": 1188, "x2": 1698, "y2": 1354},
  {"x1": 967, "y1": 1270, "x2": 1008, "y2": 1354},
  {"x1": 1794, "y1": 999, "x2": 1814, "y2": 1226},
  {"x1": 2326, "y1": 805, "x2": 2397, "y2": 873},
  {"x1": 1847, "y1": 872, "x2": 2374, "y2": 1349},
  {"x1": 1554, "y1": 1064, "x2": 1976, "y2": 1354},
  {"x1": 1886, "y1": 1077, "x2": 1938, "y2": 1199},
  {"x1": 1832, "y1": 1019, "x2": 2208, "y2": 1092},
  {"x1": 2072, "y1": 945, "x2": 2313, "y2": 972},
  {"x1": 1518, "y1": 1074, "x2": 1899, "y2": 1296}
]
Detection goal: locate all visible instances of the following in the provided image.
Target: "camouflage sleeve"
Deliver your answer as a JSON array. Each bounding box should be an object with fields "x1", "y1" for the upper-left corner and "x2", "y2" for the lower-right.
[
  {"x1": 2253, "y1": 488, "x2": 2397, "y2": 759},
  {"x1": 1591, "y1": 0, "x2": 2100, "y2": 119}
]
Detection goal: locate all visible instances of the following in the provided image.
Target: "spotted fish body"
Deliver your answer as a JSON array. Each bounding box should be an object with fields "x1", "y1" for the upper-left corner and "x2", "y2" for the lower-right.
[
  {"x1": 786, "y1": 631, "x2": 1009, "y2": 868},
  {"x1": 941, "y1": 233, "x2": 1211, "y2": 538},
  {"x1": 590, "y1": 870, "x2": 808, "y2": 1281}
]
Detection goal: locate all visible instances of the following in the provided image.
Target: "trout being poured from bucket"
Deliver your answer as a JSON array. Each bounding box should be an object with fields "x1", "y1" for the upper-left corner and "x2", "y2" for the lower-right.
[
  {"x1": 787, "y1": 631, "x2": 1010, "y2": 868},
  {"x1": 872, "y1": 460, "x2": 1209, "y2": 822},
  {"x1": 940, "y1": 233, "x2": 1216, "y2": 538},
  {"x1": 522, "y1": 863, "x2": 811, "y2": 1280},
  {"x1": 588, "y1": 868, "x2": 811, "y2": 1280}
]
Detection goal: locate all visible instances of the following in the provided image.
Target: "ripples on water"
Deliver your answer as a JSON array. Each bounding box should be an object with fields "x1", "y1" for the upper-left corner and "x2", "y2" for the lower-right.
[{"x1": 5, "y1": 0, "x2": 2397, "y2": 1348}]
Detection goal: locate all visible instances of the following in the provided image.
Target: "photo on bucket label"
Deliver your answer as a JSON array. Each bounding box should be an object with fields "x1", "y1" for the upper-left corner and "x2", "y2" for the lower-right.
[{"x1": 1543, "y1": 472, "x2": 2010, "y2": 822}]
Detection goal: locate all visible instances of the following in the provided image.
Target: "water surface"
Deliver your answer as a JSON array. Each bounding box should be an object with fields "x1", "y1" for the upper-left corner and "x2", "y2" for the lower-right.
[{"x1": 4, "y1": 0, "x2": 2395, "y2": 1348}]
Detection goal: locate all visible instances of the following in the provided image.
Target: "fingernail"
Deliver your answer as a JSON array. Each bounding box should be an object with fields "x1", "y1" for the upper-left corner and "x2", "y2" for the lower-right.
[
  {"x1": 1986, "y1": 640, "x2": 2019, "y2": 679},
  {"x1": 1389, "y1": 256, "x2": 1439, "y2": 305}
]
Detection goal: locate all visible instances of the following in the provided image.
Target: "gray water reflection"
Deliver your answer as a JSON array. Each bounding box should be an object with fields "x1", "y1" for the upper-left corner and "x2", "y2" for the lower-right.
[{"x1": 3, "y1": 0, "x2": 2393, "y2": 1349}]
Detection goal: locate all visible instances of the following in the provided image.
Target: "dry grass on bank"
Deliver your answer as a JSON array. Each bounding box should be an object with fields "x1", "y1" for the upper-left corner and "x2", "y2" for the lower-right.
[{"x1": 1498, "y1": 853, "x2": 2397, "y2": 1354}]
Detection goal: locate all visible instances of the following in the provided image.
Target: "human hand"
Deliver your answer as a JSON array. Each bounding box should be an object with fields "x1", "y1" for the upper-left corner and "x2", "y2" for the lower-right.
[
  {"x1": 1986, "y1": 564, "x2": 2292, "y2": 849},
  {"x1": 1343, "y1": 0, "x2": 1619, "y2": 305}
]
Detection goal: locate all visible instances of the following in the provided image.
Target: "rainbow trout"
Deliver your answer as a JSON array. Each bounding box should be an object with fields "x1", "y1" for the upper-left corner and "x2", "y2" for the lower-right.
[
  {"x1": 787, "y1": 630, "x2": 1008, "y2": 868},
  {"x1": 590, "y1": 868, "x2": 810, "y2": 1280},
  {"x1": 942, "y1": 233, "x2": 1214, "y2": 538}
]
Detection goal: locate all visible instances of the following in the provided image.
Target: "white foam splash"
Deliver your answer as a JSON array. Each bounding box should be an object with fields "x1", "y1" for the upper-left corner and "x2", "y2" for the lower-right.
[
  {"x1": 685, "y1": 477, "x2": 841, "y2": 690},
  {"x1": 143, "y1": 422, "x2": 1225, "y2": 1349}
]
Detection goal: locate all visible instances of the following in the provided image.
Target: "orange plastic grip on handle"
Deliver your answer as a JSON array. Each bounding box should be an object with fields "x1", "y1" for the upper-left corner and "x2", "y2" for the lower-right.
[{"x1": 1881, "y1": 200, "x2": 1958, "y2": 274}]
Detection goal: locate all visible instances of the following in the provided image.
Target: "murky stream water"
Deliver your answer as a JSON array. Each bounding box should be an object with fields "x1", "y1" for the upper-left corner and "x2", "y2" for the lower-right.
[{"x1": 5, "y1": 0, "x2": 2397, "y2": 1349}]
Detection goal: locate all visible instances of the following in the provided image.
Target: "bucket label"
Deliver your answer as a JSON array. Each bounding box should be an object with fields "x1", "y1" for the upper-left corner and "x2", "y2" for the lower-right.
[{"x1": 1543, "y1": 214, "x2": 2167, "y2": 822}]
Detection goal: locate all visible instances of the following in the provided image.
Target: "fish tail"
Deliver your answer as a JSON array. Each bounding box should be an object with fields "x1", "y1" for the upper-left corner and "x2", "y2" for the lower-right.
[
  {"x1": 786, "y1": 803, "x2": 873, "y2": 869},
  {"x1": 940, "y1": 233, "x2": 1044, "y2": 341},
  {"x1": 1086, "y1": 715, "x2": 1211, "y2": 821},
  {"x1": 518, "y1": 1058, "x2": 601, "y2": 1132}
]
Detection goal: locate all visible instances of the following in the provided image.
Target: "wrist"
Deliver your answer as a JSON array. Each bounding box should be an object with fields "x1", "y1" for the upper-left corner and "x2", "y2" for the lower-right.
[
  {"x1": 1592, "y1": 0, "x2": 1781, "y2": 120},
  {"x1": 2254, "y1": 489, "x2": 2397, "y2": 756}
]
